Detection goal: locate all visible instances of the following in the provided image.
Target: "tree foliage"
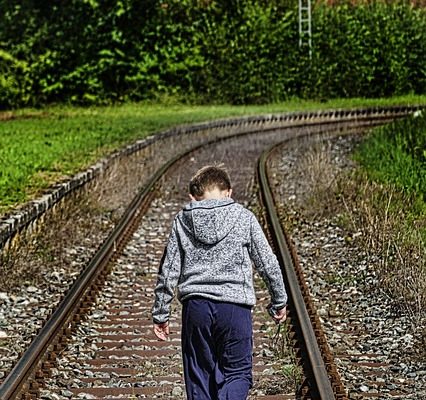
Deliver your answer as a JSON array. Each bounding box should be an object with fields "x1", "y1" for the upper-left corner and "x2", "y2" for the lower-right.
[{"x1": 0, "y1": 0, "x2": 425, "y2": 108}]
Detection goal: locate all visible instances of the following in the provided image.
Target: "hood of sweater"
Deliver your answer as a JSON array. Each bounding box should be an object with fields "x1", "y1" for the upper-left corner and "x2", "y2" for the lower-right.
[{"x1": 179, "y1": 198, "x2": 244, "y2": 245}]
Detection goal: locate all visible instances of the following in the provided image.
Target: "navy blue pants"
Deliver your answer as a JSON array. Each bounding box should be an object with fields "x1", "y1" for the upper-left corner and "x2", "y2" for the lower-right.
[{"x1": 181, "y1": 298, "x2": 253, "y2": 400}]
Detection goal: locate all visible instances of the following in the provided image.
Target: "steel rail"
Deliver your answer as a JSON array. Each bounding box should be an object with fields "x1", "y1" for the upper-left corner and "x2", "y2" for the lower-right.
[
  {"x1": 0, "y1": 106, "x2": 420, "y2": 399},
  {"x1": 258, "y1": 145, "x2": 336, "y2": 399},
  {"x1": 0, "y1": 122, "x2": 295, "y2": 399},
  {"x1": 0, "y1": 105, "x2": 422, "y2": 251},
  {"x1": 0, "y1": 148, "x2": 189, "y2": 400}
]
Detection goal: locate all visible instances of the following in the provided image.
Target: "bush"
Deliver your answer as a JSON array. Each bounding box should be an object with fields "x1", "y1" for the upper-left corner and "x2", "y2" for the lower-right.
[
  {"x1": 308, "y1": 2, "x2": 426, "y2": 98},
  {"x1": 355, "y1": 111, "x2": 426, "y2": 200},
  {"x1": 0, "y1": 0, "x2": 425, "y2": 106},
  {"x1": 0, "y1": 49, "x2": 31, "y2": 109}
]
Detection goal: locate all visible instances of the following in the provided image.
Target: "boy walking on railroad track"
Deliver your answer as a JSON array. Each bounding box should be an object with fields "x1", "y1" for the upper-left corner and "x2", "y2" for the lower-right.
[{"x1": 151, "y1": 165, "x2": 287, "y2": 400}]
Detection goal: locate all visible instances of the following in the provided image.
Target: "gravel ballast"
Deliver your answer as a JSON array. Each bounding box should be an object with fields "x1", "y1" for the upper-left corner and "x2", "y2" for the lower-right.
[
  {"x1": 1, "y1": 123, "x2": 424, "y2": 398},
  {"x1": 268, "y1": 134, "x2": 426, "y2": 399}
]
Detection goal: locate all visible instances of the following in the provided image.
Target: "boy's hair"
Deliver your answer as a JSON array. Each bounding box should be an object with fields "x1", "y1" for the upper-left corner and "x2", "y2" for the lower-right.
[{"x1": 189, "y1": 165, "x2": 232, "y2": 197}]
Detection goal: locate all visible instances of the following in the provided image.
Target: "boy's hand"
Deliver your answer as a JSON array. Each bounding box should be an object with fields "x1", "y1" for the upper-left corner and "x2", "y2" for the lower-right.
[
  {"x1": 154, "y1": 322, "x2": 169, "y2": 341},
  {"x1": 272, "y1": 307, "x2": 287, "y2": 324},
  {"x1": 267, "y1": 304, "x2": 287, "y2": 324}
]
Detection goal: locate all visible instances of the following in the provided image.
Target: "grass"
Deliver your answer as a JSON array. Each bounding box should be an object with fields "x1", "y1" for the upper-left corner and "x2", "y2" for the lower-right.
[
  {"x1": 269, "y1": 320, "x2": 303, "y2": 389},
  {"x1": 339, "y1": 175, "x2": 425, "y2": 325},
  {"x1": 354, "y1": 110, "x2": 426, "y2": 202},
  {"x1": 1, "y1": 95, "x2": 425, "y2": 214},
  {"x1": 301, "y1": 133, "x2": 425, "y2": 326},
  {"x1": 348, "y1": 113, "x2": 426, "y2": 324}
]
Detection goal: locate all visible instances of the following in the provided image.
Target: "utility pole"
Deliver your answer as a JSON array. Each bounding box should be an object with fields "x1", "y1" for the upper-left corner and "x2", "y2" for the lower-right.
[{"x1": 298, "y1": 0, "x2": 312, "y2": 58}]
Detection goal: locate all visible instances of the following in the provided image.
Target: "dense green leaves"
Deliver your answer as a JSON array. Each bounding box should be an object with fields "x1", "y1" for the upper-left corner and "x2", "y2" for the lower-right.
[
  {"x1": 309, "y1": 2, "x2": 426, "y2": 98},
  {"x1": 355, "y1": 111, "x2": 426, "y2": 200},
  {"x1": 0, "y1": 49, "x2": 30, "y2": 108},
  {"x1": 0, "y1": 0, "x2": 425, "y2": 107}
]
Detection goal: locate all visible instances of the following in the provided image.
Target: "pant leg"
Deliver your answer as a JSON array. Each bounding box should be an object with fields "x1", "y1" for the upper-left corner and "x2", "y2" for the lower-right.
[
  {"x1": 182, "y1": 298, "x2": 218, "y2": 400},
  {"x1": 214, "y1": 302, "x2": 253, "y2": 400}
]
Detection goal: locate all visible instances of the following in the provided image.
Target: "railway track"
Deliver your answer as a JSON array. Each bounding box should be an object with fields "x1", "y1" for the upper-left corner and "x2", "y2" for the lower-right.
[
  {"x1": 258, "y1": 143, "x2": 346, "y2": 400},
  {"x1": 0, "y1": 107, "x2": 422, "y2": 399},
  {"x1": 265, "y1": 133, "x2": 426, "y2": 399}
]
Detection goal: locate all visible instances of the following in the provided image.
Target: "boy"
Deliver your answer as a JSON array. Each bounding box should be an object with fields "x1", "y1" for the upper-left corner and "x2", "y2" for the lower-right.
[{"x1": 152, "y1": 165, "x2": 287, "y2": 400}]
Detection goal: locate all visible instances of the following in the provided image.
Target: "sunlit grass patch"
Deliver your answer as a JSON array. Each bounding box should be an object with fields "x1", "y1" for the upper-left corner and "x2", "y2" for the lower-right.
[
  {"x1": 1, "y1": 97, "x2": 425, "y2": 213},
  {"x1": 355, "y1": 110, "x2": 426, "y2": 201}
]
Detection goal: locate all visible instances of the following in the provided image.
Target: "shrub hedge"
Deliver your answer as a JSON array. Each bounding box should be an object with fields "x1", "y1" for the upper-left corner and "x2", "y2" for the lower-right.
[
  {"x1": 0, "y1": 0, "x2": 425, "y2": 108},
  {"x1": 355, "y1": 111, "x2": 426, "y2": 201}
]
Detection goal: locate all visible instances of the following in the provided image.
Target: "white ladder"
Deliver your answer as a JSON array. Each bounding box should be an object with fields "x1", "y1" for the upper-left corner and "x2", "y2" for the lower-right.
[{"x1": 298, "y1": 0, "x2": 312, "y2": 57}]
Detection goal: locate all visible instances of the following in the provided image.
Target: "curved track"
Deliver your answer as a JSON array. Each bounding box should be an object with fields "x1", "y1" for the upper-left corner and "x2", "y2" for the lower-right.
[{"x1": 0, "y1": 107, "x2": 421, "y2": 399}]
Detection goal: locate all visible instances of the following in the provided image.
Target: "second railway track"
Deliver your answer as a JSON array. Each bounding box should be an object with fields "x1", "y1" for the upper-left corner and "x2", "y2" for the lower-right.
[{"x1": 0, "y1": 107, "x2": 422, "y2": 399}]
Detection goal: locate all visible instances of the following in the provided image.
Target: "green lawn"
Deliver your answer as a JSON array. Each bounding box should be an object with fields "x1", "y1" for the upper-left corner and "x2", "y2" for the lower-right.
[{"x1": 1, "y1": 96, "x2": 425, "y2": 213}]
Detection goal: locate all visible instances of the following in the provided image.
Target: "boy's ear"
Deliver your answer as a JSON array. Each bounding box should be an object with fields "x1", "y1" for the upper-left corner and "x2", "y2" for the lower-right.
[
  {"x1": 189, "y1": 194, "x2": 196, "y2": 201},
  {"x1": 228, "y1": 189, "x2": 233, "y2": 198}
]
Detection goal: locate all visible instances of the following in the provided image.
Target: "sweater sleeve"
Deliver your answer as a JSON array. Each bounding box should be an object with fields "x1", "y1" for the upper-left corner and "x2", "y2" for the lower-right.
[
  {"x1": 248, "y1": 213, "x2": 287, "y2": 309},
  {"x1": 151, "y1": 218, "x2": 182, "y2": 324}
]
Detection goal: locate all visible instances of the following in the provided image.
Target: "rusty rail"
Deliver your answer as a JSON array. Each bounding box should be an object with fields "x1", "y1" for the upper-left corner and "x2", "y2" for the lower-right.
[
  {"x1": 1, "y1": 106, "x2": 422, "y2": 399},
  {"x1": 258, "y1": 143, "x2": 347, "y2": 399}
]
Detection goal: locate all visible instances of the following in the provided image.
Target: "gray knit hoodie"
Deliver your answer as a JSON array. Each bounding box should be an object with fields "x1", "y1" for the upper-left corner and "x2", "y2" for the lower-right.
[{"x1": 151, "y1": 198, "x2": 287, "y2": 324}]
